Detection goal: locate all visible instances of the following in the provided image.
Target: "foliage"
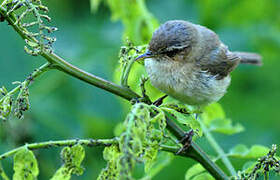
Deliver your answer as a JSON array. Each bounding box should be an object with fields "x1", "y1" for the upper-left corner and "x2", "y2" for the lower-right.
[
  {"x1": 99, "y1": 103, "x2": 200, "y2": 179},
  {"x1": 90, "y1": 0, "x2": 158, "y2": 44},
  {"x1": 51, "y1": 145, "x2": 86, "y2": 180},
  {"x1": 0, "y1": 0, "x2": 279, "y2": 180},
  {"x1": 0, "y1": 63, "x2": 49, "y2": 120},
  {"x1": 13, "y1": 147, "x2": 39, "y2": 180},
  {"x1": 1, "y1": 0, "x2": 57, "y2": 55}
]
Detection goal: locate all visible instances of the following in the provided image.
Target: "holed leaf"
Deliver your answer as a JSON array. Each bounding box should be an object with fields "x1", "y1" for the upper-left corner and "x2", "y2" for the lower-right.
[
  {"x1": 51, "y1": 144, "x2": 85, "y2": 180},
  {"x1": 13, "y1": 147, "x2": 39, "y2": 180}
]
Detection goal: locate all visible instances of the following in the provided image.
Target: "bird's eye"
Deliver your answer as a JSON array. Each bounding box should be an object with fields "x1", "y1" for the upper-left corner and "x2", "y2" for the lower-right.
[{"x1": 164, "y1": 49, "x2": 181, "y2": 57}]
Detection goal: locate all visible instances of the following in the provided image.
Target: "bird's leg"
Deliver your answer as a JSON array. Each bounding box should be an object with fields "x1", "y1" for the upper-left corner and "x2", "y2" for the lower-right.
[
  {"x1": 152, "y1": 95, "x2": 168, "y2": 106},
  {"x1": 176, "y1": 107, "x2": 201, "y2": 154},
  {"x1": 176, "y1": 129, "x2": 194, "y2": 155}
]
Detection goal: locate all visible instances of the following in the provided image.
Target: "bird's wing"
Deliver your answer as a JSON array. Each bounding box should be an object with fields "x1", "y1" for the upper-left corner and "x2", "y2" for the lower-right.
[{"x1": 198, "y1": 45, "x2": 240, "y2": 80}]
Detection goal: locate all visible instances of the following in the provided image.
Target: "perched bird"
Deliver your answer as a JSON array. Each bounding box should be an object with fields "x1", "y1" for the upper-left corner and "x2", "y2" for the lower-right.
[{"x1": 136, "y1": 20, "x2": 262, "y2": 106}]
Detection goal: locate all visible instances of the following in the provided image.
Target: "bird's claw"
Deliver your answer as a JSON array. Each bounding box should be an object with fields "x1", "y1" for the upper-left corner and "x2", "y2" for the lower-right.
[
  {"x1": 176, "y1": 129, "x2": 194, "y2": 155},
  {"x1": 152, "y1": 95, "x2": 168, "y2": 106}
]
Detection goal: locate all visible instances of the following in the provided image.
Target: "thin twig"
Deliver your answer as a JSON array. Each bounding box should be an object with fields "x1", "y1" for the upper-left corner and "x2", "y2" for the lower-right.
[{"x1": 0, "y1": 138, "x2": 118, "y2": 161}]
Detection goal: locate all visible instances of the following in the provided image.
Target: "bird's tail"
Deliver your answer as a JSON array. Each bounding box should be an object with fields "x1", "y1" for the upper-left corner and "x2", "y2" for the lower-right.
[{"x1": 233, "y1": 52, "x2": 262, "y2": 66}]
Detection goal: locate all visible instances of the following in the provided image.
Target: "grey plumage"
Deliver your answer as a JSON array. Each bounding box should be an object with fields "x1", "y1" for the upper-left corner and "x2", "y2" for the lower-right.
[{"x1": 138, "y1": 20, "x2": 262, "y2": 105}]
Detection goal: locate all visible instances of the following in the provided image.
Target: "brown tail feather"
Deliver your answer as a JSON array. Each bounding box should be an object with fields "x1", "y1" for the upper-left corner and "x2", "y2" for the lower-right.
[{"x1": 233, "y1": 51, "x2": 262, "y2": 66}]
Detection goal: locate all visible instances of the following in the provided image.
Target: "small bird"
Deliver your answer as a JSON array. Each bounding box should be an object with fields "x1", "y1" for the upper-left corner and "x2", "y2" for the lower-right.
[{"x1": 136, "y1": 20, "x2": 262, "y2": 106}]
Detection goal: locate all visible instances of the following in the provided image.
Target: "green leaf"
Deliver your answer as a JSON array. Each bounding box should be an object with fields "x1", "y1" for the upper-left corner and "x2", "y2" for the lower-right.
[
  {"x1": 191, "y1": 173, "x2": 215, "y2": 180},
  {"x1": 51, "y1": 145, "x2": 85, "y2": 180},
  {"x1": 202, "y1": 103, "x2": 225, "y2": 126},
  {"x1": 141, "y1": 152, "x2": 174, "y2": 180},
  {"x1": 13, "y1": 147, "x2": 39, "y2": 180},
  {"x1": 50, "y1": 167, "x2": 71, "y2": 180},
  {"x1": 162, "y1": 107, "x2": 202, "y2": 136},
  {"x1": 98, "y1": 145, "x2": 121, "y2": 180},
  {"x1": 208, "y1": 118, "x2": 244, "y2": 135},
  {"x1": 202, "y1": 103, "x2": 244, "y2": 135},
  {"x1": 185, "y1": 164, "x2": 214, "y2": 180},
  {"x1": 228, "y1": 144, "x2": 270, "y2": 159}
]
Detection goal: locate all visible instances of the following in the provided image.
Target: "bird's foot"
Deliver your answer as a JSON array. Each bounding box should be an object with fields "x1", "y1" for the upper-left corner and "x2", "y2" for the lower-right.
[
  {"x1": 176, "y1": 129, "x2": 194, "y2": 155},
  {"x1": 152, "y1": 95, "x2": 168, "y2": 106}
]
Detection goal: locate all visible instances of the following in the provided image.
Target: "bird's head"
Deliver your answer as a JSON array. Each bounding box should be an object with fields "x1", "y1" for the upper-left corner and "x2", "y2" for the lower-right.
[{"x1": 136, "y1": 20, "x2": 197, "y2": 62}]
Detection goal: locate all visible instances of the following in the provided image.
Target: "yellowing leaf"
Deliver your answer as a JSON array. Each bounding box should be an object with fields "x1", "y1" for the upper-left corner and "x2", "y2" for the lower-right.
[
  {"x1": 51, "y1": 167, "x2": 71, "y2": 180},
  {"x1": 51, "y1": 145, "x2": 85, "y2": 180},
  {"x1": 13, "y1": 147, "x2": 39, "y2": 180}
]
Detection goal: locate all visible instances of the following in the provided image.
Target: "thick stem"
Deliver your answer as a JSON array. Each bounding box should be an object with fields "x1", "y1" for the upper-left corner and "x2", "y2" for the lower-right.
[
  {"x1": 0, "y1": 138, "x2": 118, "y2": 161},
  {"x1": 42, "y1": 52, "x2": 140, "y2": 101},
  {"x1": 164, "y1": 111, "x2": 229, "y2": 180}
]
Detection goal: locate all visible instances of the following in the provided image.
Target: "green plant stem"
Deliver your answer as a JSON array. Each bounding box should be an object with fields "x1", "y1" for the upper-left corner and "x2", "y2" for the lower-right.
[
  {"x1": 0, "y1": 8, "x2": 228, "y2": 180},
  {"x1": 164, "y1": 111, "x2": 229, "y2": 180},
  {"x1": 198, "y1": 119, "x2": 236, "y2": 176},
  {"x1": 0, "y1": 138, "x2": 118, "y2": 161},
  {"x1": 43, "y1": 52, "x2": 140, "y2": 101},
  {"x1": 0, "y1": 8, "x2": 140, "y2": 101},
  {"x1": 121, "y1": 58, "x2": 135, "y2": 87},
  {"x1": 0, "y1": 62, "x2": 50, "y2": 103}
]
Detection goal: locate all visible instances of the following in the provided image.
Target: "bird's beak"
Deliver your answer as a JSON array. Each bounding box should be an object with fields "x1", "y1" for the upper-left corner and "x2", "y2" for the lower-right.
[{"x1": 135, "y1": 51, "x2": 154, "y2": 61}]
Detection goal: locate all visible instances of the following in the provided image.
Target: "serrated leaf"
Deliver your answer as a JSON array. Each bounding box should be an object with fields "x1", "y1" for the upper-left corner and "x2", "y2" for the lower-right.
[
  {"x1": 162, "y1": 107, "x2": 202, "y2": 136},
  {"x1": 228, "y1": 144, "x2": 270, "y2": 159},
  {"x1": 67, "y1": 144, "x2": 85, "y2": 169},
  {"x1": 98, "y1": 145, "x2": 121, "y2": 180},
  {"x1": 51, "y1": 145, "x2": 85, "y2": 180},
  {"x1": 185, "y1": 164, "x2": 214, "y2": 180},
  {"x1": 13, "y1": 147, "x2": 39, "y2": 180}
]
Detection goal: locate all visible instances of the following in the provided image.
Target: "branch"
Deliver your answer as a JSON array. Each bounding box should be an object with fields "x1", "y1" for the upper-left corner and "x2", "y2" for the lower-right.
[
  {"x1": 164, "y1": 111, "x2": 229, "y2": 180},
  {"x1": 0, "y1": 62, "x2": 50, "y2": 104},
  {"x1": 0, "y1": 138, "x2": 118, "y2": 161},
  {"x1": 0, "y1": 8, "x2": 228, "y2": 180},
  {"x1": 0, "y1": 8, "x2": 140, "y2": 101}
]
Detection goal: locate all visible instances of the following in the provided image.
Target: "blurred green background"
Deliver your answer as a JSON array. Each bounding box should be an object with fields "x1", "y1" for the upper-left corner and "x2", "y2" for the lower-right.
[{"x1": 0, "y1": 0, "x2": 279, "y2": 179}]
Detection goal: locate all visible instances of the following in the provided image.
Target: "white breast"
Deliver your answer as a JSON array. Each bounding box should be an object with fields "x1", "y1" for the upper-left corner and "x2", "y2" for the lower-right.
[{"x1": 144, "y1": 58, "x2": 231, "y2": 105}]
